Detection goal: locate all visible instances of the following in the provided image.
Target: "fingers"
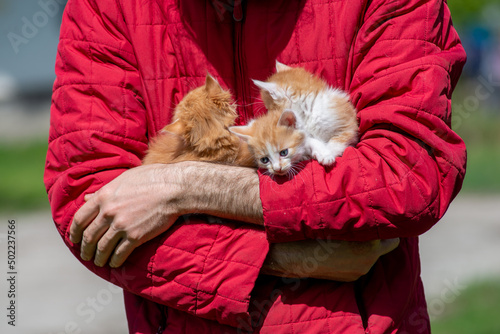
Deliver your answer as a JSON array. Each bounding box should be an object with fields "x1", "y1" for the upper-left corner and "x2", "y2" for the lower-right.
[
  {"x1": 84, "y1": 193, "x2": 95, "y2": 201},
  {"x1": 94, "y1": 227, "x2": 123, "y2": 267},
  {"x1": 70, "y1": 195, "x2": 100, "y2": 244},
  {"x1": 80, "y1": 213, "x2": 112, "y2": 261},
  {"x1": 109, "y1": 239, "x2": 137, "y2": 268}
]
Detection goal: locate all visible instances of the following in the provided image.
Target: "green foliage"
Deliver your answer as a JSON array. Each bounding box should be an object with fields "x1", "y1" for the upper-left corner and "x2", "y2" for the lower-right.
[
  {"x1": 451, "y1": 80, "x2": 500, "y2": 193},
  {"x1": 447, "y1": 0, "x2": 495, "y2": 27},
  {"x1": 0, "y1": 140, "x2": 49, "y2": 212},
  {"x1": 431, "y1": 279, "x2": 500, "y2": 334},
  {"x1": 462, "y1": 142, "x2": 500, "y2": 193}
]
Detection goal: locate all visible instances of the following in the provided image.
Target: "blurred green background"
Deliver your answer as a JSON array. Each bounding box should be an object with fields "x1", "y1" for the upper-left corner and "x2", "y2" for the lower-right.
[{"x1": 0, "y1": 0, "x2": 499, "y2": 333}]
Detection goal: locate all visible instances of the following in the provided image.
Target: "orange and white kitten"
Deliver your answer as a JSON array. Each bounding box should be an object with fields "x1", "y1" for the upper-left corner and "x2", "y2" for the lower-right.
[
  {"x1": 230, "y1": 62, "x2": 358, "y2": 175},
  {"x1": 229, "y1": 108, "x2": 307, "y2": 176},
  {"x1": 143, "y1": 74, "x2": 255, "y2": 167}
]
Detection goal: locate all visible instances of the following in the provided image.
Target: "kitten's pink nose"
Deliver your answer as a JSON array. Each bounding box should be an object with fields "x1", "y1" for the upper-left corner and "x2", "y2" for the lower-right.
[{"x1": 273, "y1": 164, "x2": 286, "y2": 175}]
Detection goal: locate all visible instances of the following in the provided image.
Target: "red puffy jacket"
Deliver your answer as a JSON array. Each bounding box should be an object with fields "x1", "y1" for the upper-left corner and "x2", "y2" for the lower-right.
[{"x1": 45, "y1": 0, "x2": 466, "y2": 333}]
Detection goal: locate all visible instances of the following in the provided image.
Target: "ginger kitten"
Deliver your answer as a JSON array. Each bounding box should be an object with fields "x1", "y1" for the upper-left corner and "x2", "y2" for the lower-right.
[
  {"x1": 230, "y1": 62, "x2": 358, "y2": 176},
  {"x1": 143, "y1": 74, "x2": 255, "y2": 167},
  {"x1": 229, "y1": 109, "x2": 307, "y2": 176}
]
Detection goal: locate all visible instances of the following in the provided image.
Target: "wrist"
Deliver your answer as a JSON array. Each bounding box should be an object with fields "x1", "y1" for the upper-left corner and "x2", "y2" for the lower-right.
[{"x1": 170, "y1": 161, "x2": 264, "y2": 224}]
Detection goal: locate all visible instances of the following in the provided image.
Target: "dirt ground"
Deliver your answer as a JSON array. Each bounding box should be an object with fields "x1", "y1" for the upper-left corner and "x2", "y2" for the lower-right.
[{"x1": 0, "y1": 193, "x2": 499, "y2": 333}]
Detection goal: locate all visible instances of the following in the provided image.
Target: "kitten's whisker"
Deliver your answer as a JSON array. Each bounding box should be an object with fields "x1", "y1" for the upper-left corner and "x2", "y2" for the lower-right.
[
  {"x1": 262, "y1": 170, "x2": 281, "y2": 192},
  {"x1": 290, "y1": 163, "x2": 306, "y2": 184},
  {"x1": 242, "y1": 101, "x2": 264, "y2": 107}
]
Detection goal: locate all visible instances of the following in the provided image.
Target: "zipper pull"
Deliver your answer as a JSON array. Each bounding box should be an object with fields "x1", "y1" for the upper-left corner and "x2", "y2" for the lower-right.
[{"x1": 233, "y1": 0, "x2": 243, "y2": 21}]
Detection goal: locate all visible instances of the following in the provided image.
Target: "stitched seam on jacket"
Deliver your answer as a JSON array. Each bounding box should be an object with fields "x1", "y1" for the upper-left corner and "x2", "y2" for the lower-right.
[
  {"x1": 361, "y1": 103, "x2": 464, "y2": 173},
  {"x1": 58, "y1": 38, "x2": 135, "y2": 55},
  {"x1": 358, "y1": 62, "x2": 451, "y2": 87},
  {"x1": 286, "y1": 56, "x2": 347, "y2": 66},
  {"x1": 149, "y1": 233, "x2": 165, "y2": 300},
  {"x1": 265, "y1": 126, "x2": 463, "y2": 216},
  {"x1": 156, "y1": 243, "x2": 263, "y2": 269},
  {"x1": 293, "y1": 5, "x2": 302, "y2": 63},
  {"x1": 357, "y1": 149, "x2": 380, "y2": 238},
  {"x1": 267, "y1": 183, "x2": 441, "y2": 228},
  {"x1": 88, "y1": 14, "x2": 102, "y2": 186},
  {"x1": 354, "y1": 38, "x2": 443, "y2": 50},
  {"x1": 264, "y1": 153, "x2": 462, "y2": 216},
  {"x1": 123, "y1": 61, "x2": 130, "y2": 164},
  {"x1": 264, "y1": 162, "x2": 422, "y2": 218},
  {"x1": 408, "y1": 2, "x2": 434, "y2": 221},
  {"x1": 53, "y1": 83, "x2": 132, "y2": 93},
  {"x1": 151, "y1": 275, "x2": 248, "y2": 304},
  {"x1": 260, "y1": 313, "x2": 362, "y2": 327},
  {"x1": 48, "y1": 129, "x2": 147, "y2": 145},
  {"x1": 194, "y1": 225, "x2": 222, "y2": 314},
  {"x1": 309, "y1": 0, "x2": 344, "y2": 4},
  {"x1": 365, "y1": 14, "x2": 394, "y2": 237}
]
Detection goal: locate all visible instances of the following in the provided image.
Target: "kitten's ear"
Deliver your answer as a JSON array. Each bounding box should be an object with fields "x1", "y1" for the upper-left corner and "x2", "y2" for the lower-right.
[
  {"x1": 229, "y1": 125, "x2": 253, "y2": 142},
  {"x1": 205, "y1": 73, "x2": 223, "y2": 95},
  {"x1": 252, "y1": 79, "x2": 282, "y2": 100},
  {"x1": 275, "y1": 61, "x2": 292, "y2": 72},
  {"x1": 278, "y1": 109, "x2": 297, "y2": 129},
  {"x1": 160, "y1": 119, "x2": 183, "y2": 137}
]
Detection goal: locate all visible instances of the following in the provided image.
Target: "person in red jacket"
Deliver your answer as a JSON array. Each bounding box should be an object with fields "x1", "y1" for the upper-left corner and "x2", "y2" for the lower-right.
[{"x1": 45, "y1": 0, "x2": 466, "y2": 333}]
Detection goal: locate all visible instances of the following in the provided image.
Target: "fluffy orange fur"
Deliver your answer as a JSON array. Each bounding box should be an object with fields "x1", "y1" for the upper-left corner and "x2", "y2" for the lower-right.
[
  {"x1": 260, "y1": 65, "x2": 326, "y2": 112},
  {"x1": 230, "y1": 109, "x2": 306, "y2": 174},
  {"x1": 261, "y1": 64, "x2": 358, "y2": 147},
  {"x1": 231, "y1": 62, "x2": 359, "y2": 174},
  {"x1": 142, "y1": 75, "x2": 255, "y2": 167}
]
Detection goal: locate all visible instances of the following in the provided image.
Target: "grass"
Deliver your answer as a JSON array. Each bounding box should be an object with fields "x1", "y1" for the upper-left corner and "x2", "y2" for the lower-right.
[
  {"x1": 431, "y1": 279, "x2": 500, "y2": 334},
  {"x1": 452, "y1": 92, "x2": 500, "y2": 193},
  {"x1": 0, "y1": 139, "x2": 49, "y2": 212},
  {"x1": 461, "y1": 141, "x2": 500, "y2": 193}
]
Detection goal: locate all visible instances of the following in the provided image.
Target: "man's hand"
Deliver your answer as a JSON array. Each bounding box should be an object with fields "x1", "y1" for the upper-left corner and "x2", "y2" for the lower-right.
[
  {"x1": 70, "y1": 164, "x2": 186, "y2": 268},
  {"x1": 70, "y1": 161, "x2": 264, "y2": 268},
  {"x1": 261, "y1": 238, "x2": 400, "y2": 281}
]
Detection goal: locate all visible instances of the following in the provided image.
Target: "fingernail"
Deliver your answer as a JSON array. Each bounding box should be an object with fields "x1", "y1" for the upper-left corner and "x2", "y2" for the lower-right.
[{"x1": 81, "y1": 253, "x2": 90, "y2": 261}]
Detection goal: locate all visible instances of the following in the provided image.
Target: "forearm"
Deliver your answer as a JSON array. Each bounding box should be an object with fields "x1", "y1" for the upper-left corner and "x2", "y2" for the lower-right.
[
  {"x1": 261, "y1": 238, "x2": 400, "y2": 282},
  {"x1": 169, "y1": 161, "x2": 401, "y2": 282},
  {"x1": 177, "y1": 161, "x2": 264, "y2": 225}
]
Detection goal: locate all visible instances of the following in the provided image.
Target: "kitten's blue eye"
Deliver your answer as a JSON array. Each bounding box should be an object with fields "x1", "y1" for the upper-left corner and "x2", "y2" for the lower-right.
[
  {"x1": 279, "y1": 149, "x2": 289, "y2": 157},
  {"x1": 260, "y1": 157, "x2": 270, "y2": 164}
]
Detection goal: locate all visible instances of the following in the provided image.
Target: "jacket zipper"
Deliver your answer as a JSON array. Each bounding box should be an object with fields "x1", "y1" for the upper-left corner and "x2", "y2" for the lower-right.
[{"x1": 233, "y1": 1, "x2": 248, "y2": 123}]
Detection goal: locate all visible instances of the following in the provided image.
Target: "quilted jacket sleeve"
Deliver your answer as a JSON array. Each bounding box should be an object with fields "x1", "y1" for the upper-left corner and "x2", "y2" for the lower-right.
[
  {"x1": 44, "y1": 0, "x2": 268, "y2": 328},
  {"x1": 259, "y1": 0, "x2": 467, "y2": 242}
]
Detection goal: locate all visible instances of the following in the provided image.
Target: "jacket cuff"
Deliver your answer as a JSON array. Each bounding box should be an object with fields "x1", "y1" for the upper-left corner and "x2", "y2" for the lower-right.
[{"x1": 258, "y1": 161, "x2": 325, "y2": 243}]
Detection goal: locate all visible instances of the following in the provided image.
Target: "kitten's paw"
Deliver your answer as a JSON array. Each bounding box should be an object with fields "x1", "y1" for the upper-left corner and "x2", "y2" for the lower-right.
[{"x1": 312, "y1": 151, "x2": 336, "y2": 166}]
